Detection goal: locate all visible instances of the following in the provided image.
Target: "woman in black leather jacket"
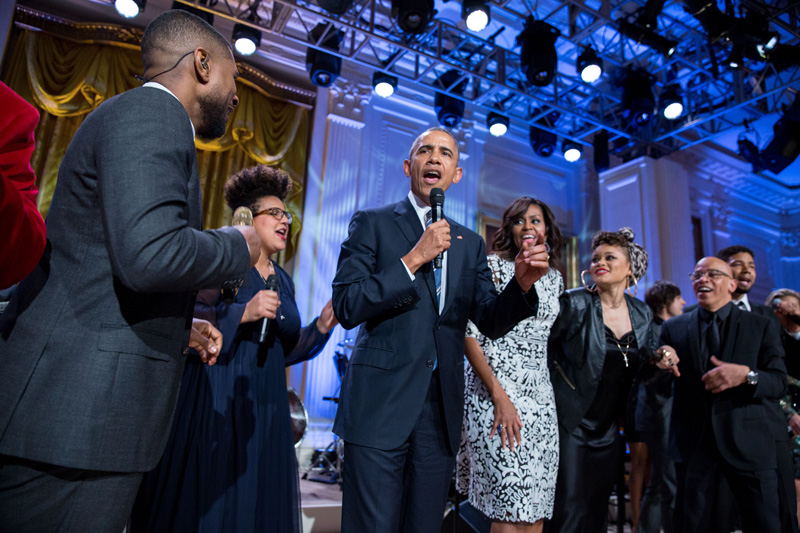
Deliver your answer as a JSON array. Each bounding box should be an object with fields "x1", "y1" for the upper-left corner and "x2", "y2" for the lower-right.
[{"x1": 546, "y1": 227, "x2": 675, "y2": 532}]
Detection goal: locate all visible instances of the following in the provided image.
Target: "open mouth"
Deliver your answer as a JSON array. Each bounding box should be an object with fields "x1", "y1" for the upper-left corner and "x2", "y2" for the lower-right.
[
  {"x1": 276, "y1": 227, "x2": 287, "y2": 240},
  {"x1": 521, "y1": 234, "x2": 536, "y2": 241},
  {"x1": 697, "y1": 286, "x2": 713, "y2": 294},
  {"x1": 423, "y1": 170, "x2": 440, "y2": 184},
  {"x1": 594, "y1": 268, "x2": 609, "y2": 275}
]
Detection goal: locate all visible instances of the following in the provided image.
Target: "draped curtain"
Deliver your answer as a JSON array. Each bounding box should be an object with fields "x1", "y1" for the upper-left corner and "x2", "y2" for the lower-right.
[{"x1": 2, "y1": 27, "x2": 310, "y2": 260}]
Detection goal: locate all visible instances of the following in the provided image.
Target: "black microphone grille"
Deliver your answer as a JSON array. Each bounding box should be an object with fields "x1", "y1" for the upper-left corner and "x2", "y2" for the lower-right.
[
  {"x1": 265, "y1": 274, "x2": 279, "y2": 291},
  {"x1": 429, "y1": 187, "x2": 445, "y2": 205}
]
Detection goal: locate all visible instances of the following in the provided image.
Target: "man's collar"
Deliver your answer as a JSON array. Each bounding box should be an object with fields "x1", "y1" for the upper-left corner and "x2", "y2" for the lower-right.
[
  {"x1": 732, "y1": 293, "x2": 751, "y2": 311},
  {"x1": 407, "y1": 191, "x2": 429, "y2": 227},
  {"x1": 142, "y1": 82, "x2": 195, "y2": 140},
  {"x1": 699, "y1": 301, "x2": 733, "y2": 322}
]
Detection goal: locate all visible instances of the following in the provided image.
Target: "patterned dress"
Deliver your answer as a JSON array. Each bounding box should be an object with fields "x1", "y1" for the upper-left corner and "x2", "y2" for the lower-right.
[{"x1": 456, "y1": 258, "x2": 562, "y2": 523}]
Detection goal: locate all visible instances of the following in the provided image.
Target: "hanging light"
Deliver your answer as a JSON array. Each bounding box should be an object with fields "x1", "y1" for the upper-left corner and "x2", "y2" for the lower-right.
[
  {"x1": 462, "y1": 0, "x2": 490, "y2": 33},
  {"x1": 576, "y1": 46, "x2": 602, "y2": 83},
  {"x1": 233, "y1": 24, "x2": 262, "y2": 56},
  {"x1": 487, "y1": 112, "x2": 509, "y2": 137},
  {"x1": 373, "y1": 72, "x2": 398, "y2": 98},
  {"x1": 434, "y1": 70, "x2": 467, "y2": 128},
  {"x1": 115, "y1": 0, "x2": 145, "y2": 19},
  {"x1": 516, "y1": 17, "x2": 560, "y2": 87},
  {"x1": 620, "y1": 69, "x2": 655, "y2": 128},
  {"x1": 306, "y1": 24, "x2": 345, "y2": 87},
  {"x1": 562, "y1": 140, "x2": 583, "y2": 162},
  {"x1": 392, "y1": 0, "x2": 434, "y2": 35},
  {"x1": 661, "y1": 85, "x2": 684, "y2": 120}
]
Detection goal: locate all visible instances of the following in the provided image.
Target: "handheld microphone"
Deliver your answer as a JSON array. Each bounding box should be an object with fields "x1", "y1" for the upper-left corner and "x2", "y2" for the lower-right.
[
  {"x1": 429, "y1": 188, "x2": 445, "y2": 269},
  {"x1": 259, "y1": 274, "x2": 279, "y2": 343}
]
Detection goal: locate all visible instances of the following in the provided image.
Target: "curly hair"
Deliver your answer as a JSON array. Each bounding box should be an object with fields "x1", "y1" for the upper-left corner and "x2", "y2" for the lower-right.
[
  {"x1": 223, "y1": 165, "x2": 292, "y2": 212},
  {"x1": 491, "y1": 196, "x2": 564, "y2": 270},
  {"x1": 591, "y1": 227, "x2": 648, "y2": 286},
  {"x1": 717, "y1": 245, "x2": 755, "y2": 262},
  {"x1": 645, "y1": 280, "x2": 682, "y2": 316}
]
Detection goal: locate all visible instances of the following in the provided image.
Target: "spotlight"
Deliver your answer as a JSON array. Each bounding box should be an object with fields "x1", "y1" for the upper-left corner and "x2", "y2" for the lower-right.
[
  {"x1": 761, "y1": 95, "x2": 800, "y2": 174},
  {"x1": 434, "y1": 70, "x2": 467, "y2": 128},
  {"x1": 516, "y1": 17, "x2": 560, "y2": 87},
  {"x1": 487, "y1": 112, "x2": 509, "y2": 137},
  {"x1": 661, "y1": 85, "x2": 683, "y2": 120},
  {"x1": 171, "y1": 1, "x2": 213, "y2": 25},
  {"x1": 576, "y1": 46, "x2": 602, "y2": 83},
  {"x1": 619, "y1": 69, "x2": 655, "y2": 128},
  {"x1": 727, "y1": 45, "x2": 743, "y2": 69},
  {"x1": 115, "y1": 0, "x2": 145, "y2": 18},
  {"x1": 462, "y1": 0, "x2": 490, "y2": 32},
  {"x1": 305, "y1": 24, "x2": 344, "y2": 87},
  {"x1": 317, "y1": 0, "x2": 354, "y2": 15},
  {"x1": 233, "y1": 24, "x2": 262, "y2": 56},
  {"x1": 562, "y1": 140, "x2": 582, "y2": 162},
  {"x1": 373, "y1": 72, "x2": 398, "y2": 98},
  {"x1": 529, "y1": 126, "x2": 556, "y2": 157},
  {"x1": 593, "y1": 131, "x2": 610, "y2": 173},
  {"x1": 392, "y1": 0, "x2": 434, "y2": 35}
]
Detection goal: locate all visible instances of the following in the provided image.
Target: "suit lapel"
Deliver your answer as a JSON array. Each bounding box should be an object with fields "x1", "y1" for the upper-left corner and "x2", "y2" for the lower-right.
[
  {"x1": 441, "y1": 217, "x2": 463, "y2": 315},
  {"x1": 721, "y1": 305, "x2": 742, "y2": 364},
  {"x1": 687, "y1": 308, "x2": 704, "y2": 372},
  {"x1": 394, "y1": 199, "x2": 438, "y2": 307}
]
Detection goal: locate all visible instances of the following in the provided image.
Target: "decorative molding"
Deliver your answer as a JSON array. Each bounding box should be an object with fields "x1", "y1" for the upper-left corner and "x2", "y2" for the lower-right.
[
  {"x1": 711, "y1": 201, "x2": 731, "y2": 226},
  {"x1": 328, "y1": 81, "x2": 371, "y2": 124},
  {"x1": 14, "y1": 6, "x2": 316, "y2": 107},
  {"x1": 781, "y1": 232, "x2": 800, "y2": 248}
]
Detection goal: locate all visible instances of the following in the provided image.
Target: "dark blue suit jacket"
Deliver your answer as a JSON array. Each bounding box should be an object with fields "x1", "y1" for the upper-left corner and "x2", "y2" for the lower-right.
[{"x1": 332, "y1": 197, "x2": 538, "y2": 452}]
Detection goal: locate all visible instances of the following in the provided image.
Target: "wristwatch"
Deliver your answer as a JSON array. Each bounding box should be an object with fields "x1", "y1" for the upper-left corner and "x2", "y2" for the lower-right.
[{"x1": 746, "y1": 370, "x2": 758, "y2": 386}]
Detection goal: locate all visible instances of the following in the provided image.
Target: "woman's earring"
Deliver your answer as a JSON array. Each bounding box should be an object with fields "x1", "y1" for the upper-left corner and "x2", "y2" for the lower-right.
[
  {"x1": 581, "y1": 270, "x2": 597, "y2": 293},
  {"x1": 627, "y1": 275, "x2": 638, "y2": 297}
]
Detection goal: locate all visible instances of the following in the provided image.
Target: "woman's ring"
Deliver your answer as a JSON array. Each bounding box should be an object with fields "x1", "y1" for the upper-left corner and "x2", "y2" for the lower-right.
[{"x1": 497, "y1": 424, "x2": 504, "y2": 432}]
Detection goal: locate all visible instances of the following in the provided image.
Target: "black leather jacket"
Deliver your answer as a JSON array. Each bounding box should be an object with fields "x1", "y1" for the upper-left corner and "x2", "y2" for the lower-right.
[{"x1": 547, "y1": 288, "x2": 658, "y2": 439}]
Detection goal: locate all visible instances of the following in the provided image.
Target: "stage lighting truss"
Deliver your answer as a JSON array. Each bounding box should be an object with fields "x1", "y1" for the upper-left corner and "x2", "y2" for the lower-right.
[
  {"x1": 176, "y1": 0, "x2": 800, "y2": 162},
  {"x1": 317, "y1": 0, "x2": 354, "y2": 16},
  {"x1": 115, "y1": 0, "x2": 144, "y2": 18}
]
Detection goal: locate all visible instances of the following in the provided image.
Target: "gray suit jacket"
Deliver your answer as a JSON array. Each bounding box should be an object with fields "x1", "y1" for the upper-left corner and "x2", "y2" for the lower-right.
[{"x1": 0, "y1": 87, "x2": 250, "y2": 473}]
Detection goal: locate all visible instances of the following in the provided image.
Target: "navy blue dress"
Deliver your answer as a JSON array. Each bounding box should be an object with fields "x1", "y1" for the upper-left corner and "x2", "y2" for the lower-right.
[{"x1": 132, "y1": 262, "x2": 331, "y2": 532}]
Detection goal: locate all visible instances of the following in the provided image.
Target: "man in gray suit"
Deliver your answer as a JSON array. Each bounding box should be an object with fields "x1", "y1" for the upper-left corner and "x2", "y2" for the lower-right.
[{"x1": 0, "y1": 10, "x2": 259, "y2": 531}]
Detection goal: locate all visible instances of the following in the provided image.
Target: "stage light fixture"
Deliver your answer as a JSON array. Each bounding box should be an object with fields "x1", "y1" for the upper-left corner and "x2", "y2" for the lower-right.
[
  {"x1": 305, "y1": 24, "x2": 344, "y2": 88},
  {"x1": 576, "y1": 46, "x2": 602, "y2": 83},
  {"x1": 516, "y1": 17, "x2": 560, "y2": 87},
  {"x1": 434, "y1": 70, "x2": 467, "y2": 128},
  {"x1": 620, "y1": 69, "x2": 655, "y2": 128},
  {"x1": 761, "y1": 95, "x2": 800, "y2": 175},
  {"x1": 562, "y1": 140, "x2": 582, "y2": 162},
  {"x1": 462, "y1": 0, "x2": 490, "y2": 32},
  {"x1": 661, "y1": 85, "x2": 684, "y2": 120},
  {"x1": 171, "y1": 1, "x2": 214, "y2": 25},
  {"x1": 115, "y1": 0, "x2": 145, "y2": 18},
  {"x1": 593, "y1": 131, "x2": 610, "y2": 173},
  {"x1": 233, "y1": 24, "x2": 262, "y2": 56},
  {"x1": 317, "y1": 0, "x2": 354, "y2": 15},
  {"x1": 487, "y1": 112, "x2": 509, "y2": 137},
  {"x1": 727, "y1": 45, "x2": 743, "y2": 69},
  {"x1": 737, "y1": 135, "x2": 762, "y2": 173},
  {"x1": 372, "y1": 72, "x2": 398, "y2": 98},
  {"x1": 392, "y1": 0, "x2": 434, "y2": 35}
]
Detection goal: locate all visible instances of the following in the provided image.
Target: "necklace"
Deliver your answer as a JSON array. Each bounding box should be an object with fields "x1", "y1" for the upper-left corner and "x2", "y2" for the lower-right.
[
  {"x1": 256, "y1": 262, "x2": 285, "y2": 321},
  {"x1": 613, "y1": 336, "x2": 630, "y2": 367}
]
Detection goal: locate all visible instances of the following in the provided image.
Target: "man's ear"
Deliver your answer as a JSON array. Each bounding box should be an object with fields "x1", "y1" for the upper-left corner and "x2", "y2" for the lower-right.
[{"x1": 194, "y1": 48, "x2": 210, "y2": 81}]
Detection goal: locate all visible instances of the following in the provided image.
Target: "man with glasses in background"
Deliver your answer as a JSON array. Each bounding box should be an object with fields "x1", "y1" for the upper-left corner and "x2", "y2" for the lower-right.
[{"x1": 658, "y1": 256, "x2": 787, "y2": 532}]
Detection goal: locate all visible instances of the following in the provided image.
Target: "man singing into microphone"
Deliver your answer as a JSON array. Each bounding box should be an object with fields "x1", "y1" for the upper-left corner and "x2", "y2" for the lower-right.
[{"x1": 332, "y1": 127, "x2": 551, "y2": 531}]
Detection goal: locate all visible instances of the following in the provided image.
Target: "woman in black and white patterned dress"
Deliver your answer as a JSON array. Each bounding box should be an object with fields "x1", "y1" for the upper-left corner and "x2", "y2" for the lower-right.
[{"x1": 456, "y1": 197, "x2": 564, "y2": 532}]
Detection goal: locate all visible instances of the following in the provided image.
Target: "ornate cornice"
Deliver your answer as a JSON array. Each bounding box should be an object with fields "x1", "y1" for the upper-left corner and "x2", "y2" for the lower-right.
[
  {"x1": 13, "y1": 6, "x2": 315, "y2": 107},
  {"x1": 328, "y1": 81, "x2": 371, "y2": 125}
]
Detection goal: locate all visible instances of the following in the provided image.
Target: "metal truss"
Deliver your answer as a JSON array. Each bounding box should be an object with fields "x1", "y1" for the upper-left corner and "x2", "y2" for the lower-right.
[{"x1": 175, "y1": 0, "x2": 800, "y2": 161}]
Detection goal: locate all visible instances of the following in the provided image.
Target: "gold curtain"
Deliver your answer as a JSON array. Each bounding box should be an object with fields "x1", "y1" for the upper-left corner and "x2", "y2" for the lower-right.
[{"x1": 2, "y1": 27, "x2": 309, "y2": 260}]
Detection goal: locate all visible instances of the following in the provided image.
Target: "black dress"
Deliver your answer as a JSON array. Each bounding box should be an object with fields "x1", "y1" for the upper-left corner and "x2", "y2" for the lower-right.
[{"x1": 131, "y1": 262, "x2": 331, "y2": 532}]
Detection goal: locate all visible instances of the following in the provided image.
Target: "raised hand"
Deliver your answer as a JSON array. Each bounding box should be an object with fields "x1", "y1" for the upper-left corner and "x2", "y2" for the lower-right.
[
  {"x1": 402, "y1": 219, "x2": 451, "y2": 274},
  {"x1": 514, "y1": 230, "x2": 550, "y2": 292}
]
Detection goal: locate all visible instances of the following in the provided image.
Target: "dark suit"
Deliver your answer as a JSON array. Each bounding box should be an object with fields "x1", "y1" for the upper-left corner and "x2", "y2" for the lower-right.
[
  {"x1": 0, "y1": 86, "x2": 250, "y2": 531},
  {"x1": 660, "y1": 304, "x2": 787, "y2": 533},
  {"x1": 332, "y1": 196, "x2": 538, "y2": 531}
]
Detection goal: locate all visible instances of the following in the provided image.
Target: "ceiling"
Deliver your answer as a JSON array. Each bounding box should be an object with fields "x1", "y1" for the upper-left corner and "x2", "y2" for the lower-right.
[{"x1": 14, "y1": 0, "x2": 800, "y2": 184}]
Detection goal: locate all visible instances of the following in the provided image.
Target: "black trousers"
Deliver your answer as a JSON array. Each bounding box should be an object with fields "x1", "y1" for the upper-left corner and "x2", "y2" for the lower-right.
[
  {"x1": 638, "y1": 429, "x2": 676, "y2": 533},
  {"x1": 549, "y1": 422, "x2": 624, "y2": 533},
  {"x1": 341, "y1": 370, "x2": 455, "y2": 533},
  {"x1": 0, "y1": 454, "x2": 143, "y2": 533},
  {"x1": 674, "y1": 450, "x2": 780, "y2": 533}
]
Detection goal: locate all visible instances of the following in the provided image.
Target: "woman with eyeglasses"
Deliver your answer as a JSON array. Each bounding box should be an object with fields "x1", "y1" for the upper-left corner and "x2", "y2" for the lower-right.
[
  {"x1": 131, "y1": 165, "x2": 338, "y2": 532},
  {"x1": 547, "y1": 228, "x2": 675, "y2": 532}
]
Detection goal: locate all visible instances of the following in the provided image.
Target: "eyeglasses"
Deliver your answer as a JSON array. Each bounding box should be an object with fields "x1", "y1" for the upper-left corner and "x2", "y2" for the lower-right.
[
  {"x1": 688, "y1": 269, "x2": 731, "y2": 282},
  {"x1": 253, "y1": 207, "x2": 293, "y2": 224}
]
